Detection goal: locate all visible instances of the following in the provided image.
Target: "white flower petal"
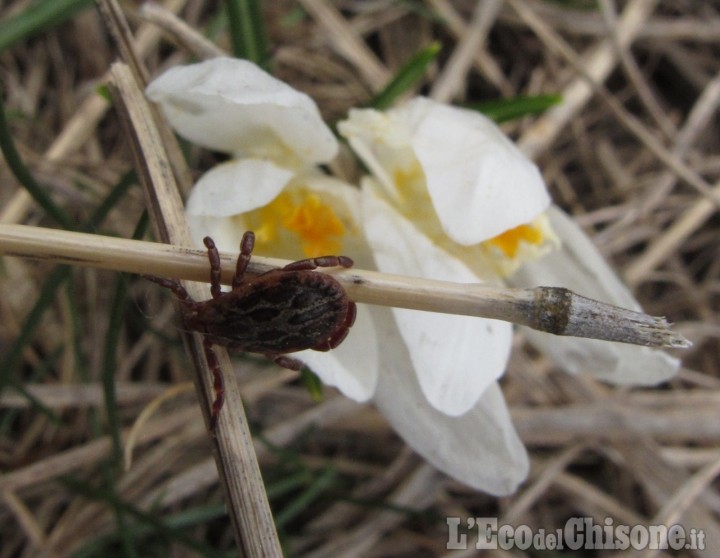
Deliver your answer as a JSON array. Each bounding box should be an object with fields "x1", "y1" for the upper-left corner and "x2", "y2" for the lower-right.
[
  {"x1": 395, "y1": 308, "x2": 511, "y2": 416},
  {"x1": 509, "y1": 205, "x2": 679, "y2": 384},
  {"x1": 371, "y1": 306, "x2": 528, "y2": 495},
  {"x1": 338, "y1": 109, "x2": 415, "y2": 201},
  {"x1": 295, "y1": 304, "x2": 378, "y2": 401},
  {"x1": 402, "y1": 97, "x2": 551, "y2": 245},
  {"x1": 185, "y1": 158, "x2": 293, "y2": 252},
  {"x1": 146, "y1": 57, "x2": 338, "y2": 164},
  {"x1": 186, "y1": 159, "x2": 293, "y2": 217},
  {"x1": 186, "y1": 213, "x2": 246, "y2": 253},
  {"x1": 362, "y1": 185, "x2": 512, "y2": 415}
]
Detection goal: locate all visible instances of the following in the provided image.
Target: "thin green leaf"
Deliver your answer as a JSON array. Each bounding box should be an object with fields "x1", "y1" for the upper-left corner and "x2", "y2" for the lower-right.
[
  {"x1": 98, "y1": 216, "x2": 150, "y2": 557},
  {"x1": 63, "y1": 476, "x2": 226, "y2": 557},
  {"x1": 467, "y1": 93, "x2": 563, "y2": 123},
  {"x1": 90, "y1": 171, "x2": 137, "y2": 226},
  {"x1": 224, "y1": 0, "x2": 268, "y2": 66},
  {"x1": 370, "y1": 42, "x2": 441, "y2": 110},
  {"x1": 0, "y1": 348, "x2": 65, "y2": 430},
  {"x1": 64, "y1": 277, "x2": 102, "y2": 436},
  {"x1": 0, "y1": 173, "x2": 137, "y2": 432},
  {"x1": 0, "y1": 265, "x2": 73, "y2": 406},
  {"x1": 102, "y1": 213, "x2": 149, "y2": 466},
  {"x1": 300, "y1": 367, "x2": 324, "y2": 402},
  {"x1": 0, "y1": 0, "x2": 92, "y2": 53},
  {"x1": 0, "y1": 88, "x2": 76, "y2": 230},
  {"x1": 95, "y1": 83, "x2": 112, "y2": 102},
  {"x1": 274, "y1": 467, "x2": 339, "y2": 529},
  {"x1": 266, "y1": 469, "x2": 314, "y2": 500}
]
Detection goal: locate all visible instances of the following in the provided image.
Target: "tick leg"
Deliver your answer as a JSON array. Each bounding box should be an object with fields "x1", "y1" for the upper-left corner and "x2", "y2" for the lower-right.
[
  {"x1": 203, "y1": 237, "x2": 223, "y2": 299},
  {"x1": 202, "y1": 337, "x2": 225, "y2": 432},
  {"x1": 283, "y1": 255, "x2": 354, "y2": 271},
  {"x1": 143, "y1": 275, "x2": 201, "y2": 311},
  {"x1": 271, "y1": 355, "x2": 305, "y2": 371},
  {"x1": 233, "y1": 231, "x2": 255, "y2": 289}
]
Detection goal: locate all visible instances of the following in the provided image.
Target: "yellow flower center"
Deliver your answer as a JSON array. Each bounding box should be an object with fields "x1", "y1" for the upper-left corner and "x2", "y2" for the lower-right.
[
  {"x1": 394, "y1": 165, "x2": 422, "y2": 193},
  {"x1": 486, "y1": 222, "x2": 545, "y2": 258},
  {"x1": 251, "y1": 190, "x2": 345, "y2": 257},
  {"x1": 392, "y1": 163, "x2": 445, "y2": 238},
  {"x1": 371, "y1": 157, "x2": 556, "y2": 278}
]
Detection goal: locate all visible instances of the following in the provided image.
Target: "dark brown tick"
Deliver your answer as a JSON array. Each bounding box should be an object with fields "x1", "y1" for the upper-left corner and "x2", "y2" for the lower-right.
[{"x1": 144, "y1": 231, "x2": 356, "y2": 430}]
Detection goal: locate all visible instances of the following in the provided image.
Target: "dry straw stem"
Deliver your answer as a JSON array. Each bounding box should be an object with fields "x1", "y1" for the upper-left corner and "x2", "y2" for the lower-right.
[
  {"x1": 98, "y1": 0, "x2": 282, "y2": 550},
  {"x1": 138, "y1": 2, "x2": 225, "y2": 60},
  {"x1": 299, "y1": 0, "x2": 391, "y2": 89},
  {"x1": 107, "y1": 59, "x2": 282, "y2": 557},
  {"x1": 0, "y1": 221, "x2": 689, "y2": 350}
]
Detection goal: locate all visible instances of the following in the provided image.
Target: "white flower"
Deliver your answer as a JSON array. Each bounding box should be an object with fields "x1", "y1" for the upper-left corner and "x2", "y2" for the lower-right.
[
  {"x1": 147, "y1": 58, "x2": 679, "y2": 496},
  {"x1": 338, "y1": 99, "x2": 560, "y2": 418},
  {"x1": 341, "y1": 98, "x2": 551, "y2": 245},
  {"x1": 338, "y1": 99, "x2": 679, "y2": 387},
  {"x1": 338, "y1": 99, "x2": 679, "y2": 492},
  {"x1": 145, "y1": 57, "x2": 337, "y2": 167},
  {"x1": 147, "y1": 59, "x2": 381, "y2": 404}
]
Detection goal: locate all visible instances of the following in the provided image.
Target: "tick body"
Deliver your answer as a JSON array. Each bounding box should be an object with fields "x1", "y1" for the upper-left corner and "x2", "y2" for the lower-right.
[{"x1": 145, "y1": 231, "x2": 356, "y2": 430}]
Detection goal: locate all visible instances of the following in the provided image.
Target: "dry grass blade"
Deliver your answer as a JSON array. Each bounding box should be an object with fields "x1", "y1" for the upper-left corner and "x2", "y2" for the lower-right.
[
  {"x1": 97, "y1": 0, "x2": 282, "y2": 551},
  {"x1": 511, "y1": 0, "x2": 720, "y2": 208},
  {"x1": 0, "y1": 222, "x2": 690, "y2": 349},
  {"x1": 138, "y1": 2, "x2": 225, "y2": 60},
  {"x1": 646, "y1": 455, "x2": 720, "y2": 557},
  {"x1": 107, "y1": 61, "x2": 282, "y2": 556},
  {"x1": 299, "y1": 0, "x2": 390, "y2": 89}
]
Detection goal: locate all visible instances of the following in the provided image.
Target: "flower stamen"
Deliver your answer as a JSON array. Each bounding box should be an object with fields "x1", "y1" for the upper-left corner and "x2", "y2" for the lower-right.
[
  {"x1": 253, "y1": 190, "x2": 345, "y2": 257},
  {"x1": 486, "y1": 222, "x2": 545, "y2": 258}
]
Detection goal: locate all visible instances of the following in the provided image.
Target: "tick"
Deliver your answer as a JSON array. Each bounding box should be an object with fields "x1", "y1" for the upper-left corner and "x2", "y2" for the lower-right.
[{"x1": 145, "y1": 231, "x2": 356, "y2": 430}]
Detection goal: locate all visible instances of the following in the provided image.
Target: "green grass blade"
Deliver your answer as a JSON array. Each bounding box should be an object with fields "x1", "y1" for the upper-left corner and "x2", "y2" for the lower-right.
[
  {"x1": 370, "y1": 42, "x2": 441, "y2": 110},
  {"x1": 0, "y1": 265, "x2": 73, "y2": 399},
  {"x1": 300, "y1": 368, "x2": 324, "y2": 402},
  {"x1": 0, "y1": 0, "x2": 92, "y2": 54},
  {"x1": 98, "y1": 214, "x2": 148, "y2": 556},
  {"x1": 0, "y1": 174, "x2": 138, "y2": 430},
  {"x1": 266, "y1": 469, "x2": 314, "y2": 500},
  {"x1": 0, "y1": 88, "x2": 77, "y2": 230},
  {"x1": 102, "y1": 213, "x2": 149, "y2": 465},
  {"x1": 274, "y1": 467, "x2": 339, "y2": 529},
  {"x1": 63, "y1": 476, "x2": 227, "y2": 557},
  {"x1": 90, "y1": 171, "x2": 137, "y2": 228},
  {"x1": 0, "y1": 347, "x2": 65, "y2": 430},
  {"x1": 224, "y1": 0, "x2": 268, "y2": 65},
  {"x1": 467, "y1": 93, "x2": 563, "y2": 123}
]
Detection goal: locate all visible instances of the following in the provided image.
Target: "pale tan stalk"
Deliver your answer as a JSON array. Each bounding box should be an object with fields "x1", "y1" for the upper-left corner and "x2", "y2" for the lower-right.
[
  {"x1": 0, "y1": 222, "x2": 689, "y2": 349},
  {"x1": 96, "y1": 0, "x2": 283, "y2": 552},
  {"x1": 107, "y1": 59, "x2": 282, "y2": 557}
]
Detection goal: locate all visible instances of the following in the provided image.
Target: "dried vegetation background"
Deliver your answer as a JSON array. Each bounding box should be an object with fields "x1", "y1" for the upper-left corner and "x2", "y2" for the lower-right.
[{"x1": 1, "y1": 0, "x2": 719, "y2": 556}]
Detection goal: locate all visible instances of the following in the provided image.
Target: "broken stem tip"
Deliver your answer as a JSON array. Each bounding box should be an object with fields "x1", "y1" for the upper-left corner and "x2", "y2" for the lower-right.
[{"x1": 532, "y1": 287, "x2": 691, "y2": 349}]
